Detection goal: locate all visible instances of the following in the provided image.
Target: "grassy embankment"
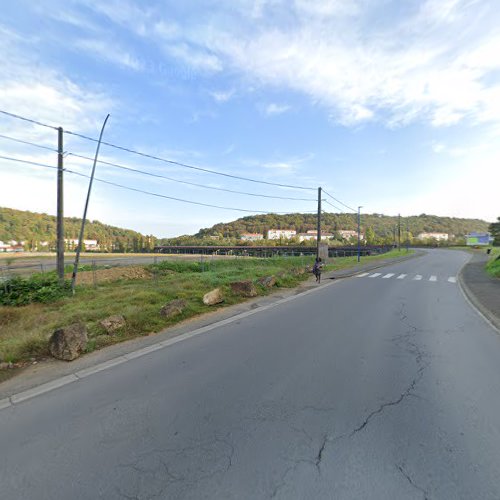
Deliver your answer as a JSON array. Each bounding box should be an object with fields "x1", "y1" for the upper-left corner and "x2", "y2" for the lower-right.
[
  {"x1": 0, "y1": 249, "x2": 412, "y2": 366},
  {"x1": 485, "y1": 247, "x2": 500, "y2": 278}
]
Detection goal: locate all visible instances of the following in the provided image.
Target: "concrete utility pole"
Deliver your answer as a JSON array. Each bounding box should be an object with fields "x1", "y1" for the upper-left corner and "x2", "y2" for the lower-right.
[
  {"x1": 357, "y1": 206, "x2": 362, "y2": 262},
  {"x1": 398, "y1": 213, "x2": 401, "y2": 251},
  {"x1": 316, "y1": 187, "x2": 322, "y2": 261},
  {"x1": 56, "y1": 127, "x2": 64, "y2": 285},
  {"x1": 71, "y1": 114, "x2": 110, "y2": 294}
]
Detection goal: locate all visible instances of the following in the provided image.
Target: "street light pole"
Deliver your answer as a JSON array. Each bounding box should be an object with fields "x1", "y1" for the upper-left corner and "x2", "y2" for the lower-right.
[{"x1": 357, "y1": 206, "x2": 362, "y2": 262}]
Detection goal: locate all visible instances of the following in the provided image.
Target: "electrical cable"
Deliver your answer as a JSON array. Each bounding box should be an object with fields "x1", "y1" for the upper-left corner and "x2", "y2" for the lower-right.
[
  {"x1": 322, "y1": 188, "x2": 356, "y2": 212},
  {"x1": 0, "y1": 133, "x2": 58, "y2": 152},
  {"x1": 0, "y1": 110, "x2": 59, "y2": 131},
  {"x1": 66, "y1": 152, "x2": 317, "y2": 201},
  {"x1": 63, "y1": 167, "x2": 318, "y2": 215},
  {"x1": 0, "y1": 154, "x2": 58, "y2": 170},
  {"x1": 64, "y1": 129, "x2": 315, "y2": 191}
]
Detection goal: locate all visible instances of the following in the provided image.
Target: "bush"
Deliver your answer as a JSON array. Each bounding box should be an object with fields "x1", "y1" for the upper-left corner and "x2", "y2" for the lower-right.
[{"x1": 0, "y1": 274, "x2": 72, "y2": 306}]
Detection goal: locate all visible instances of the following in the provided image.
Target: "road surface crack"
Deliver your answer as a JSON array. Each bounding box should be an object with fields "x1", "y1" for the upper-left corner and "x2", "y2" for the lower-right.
[{"x1": 397, "y1": 464, "x2": 430, "y2": 500}]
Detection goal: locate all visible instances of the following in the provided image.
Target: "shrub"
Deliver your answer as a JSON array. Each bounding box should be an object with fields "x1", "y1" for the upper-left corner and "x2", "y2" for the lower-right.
[{"x1": 0, "y1": 274, "x2": 72, "y2": 306}]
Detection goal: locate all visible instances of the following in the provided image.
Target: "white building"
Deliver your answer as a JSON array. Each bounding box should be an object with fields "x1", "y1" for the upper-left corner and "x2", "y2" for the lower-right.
[
  {"x1": 338, "y1": 230, "x2": 364, "y2": 241},
  {"x1": 240, "y1": 233, "x2": 264, "y2": 241},
  {"x1": 65, "y1": 238, "x2": 99, "y2": 250},
  {"x1": 417, "y1": 232, "x2": 449, "y2": 241},
  {"x1": 298, "y1": 232, "x2": 334, "y2": 242},
  {"x1": 267, "y1": 229, "x2": 296, "y2": 240}
]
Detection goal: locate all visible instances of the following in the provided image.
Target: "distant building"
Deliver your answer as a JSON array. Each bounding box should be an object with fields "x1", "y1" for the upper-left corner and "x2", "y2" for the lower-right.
[
  {"x1": 267, "y1": 229, "x2": 296, "y2": 240},
  {"x1": 240, "y1": 233, "x2": 264, "y2": 241},
  {"x1": 65, "y1": 238, "x2": 99, "y2": 250},
  {"x1": 417, "y1": 232, "x2": 449, "y2": 241},
  {"x1": 338, "y1": 230, "x2": 364, "y2": 241},
  {"x1": 298, "y1": 232, "x2": 334, "y2": 242},
  {"x1": 466, "y1": 232, "x2": 492, "y2": 246},
  {"x1": 0, "y1": 241, "x2": 9, "y2": 252}
]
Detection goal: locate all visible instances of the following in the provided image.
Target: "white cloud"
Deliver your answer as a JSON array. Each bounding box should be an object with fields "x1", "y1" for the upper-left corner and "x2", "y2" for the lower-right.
[
  {"x1": 210, "y1": 90, "x2": 235, "y2": 102},
  {"x1": 75, "y1": 38, "x2": 144, "y2": 71},
  {"x1": 264, "y1": 103, "x2": 290, "y2": 116}
]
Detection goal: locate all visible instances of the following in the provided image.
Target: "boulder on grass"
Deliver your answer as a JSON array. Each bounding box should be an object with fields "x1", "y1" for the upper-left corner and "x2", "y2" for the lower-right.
[
  {"x1": 99, "y1": 315, "x2": 126, "y2": 335},
  {"x1": 203, "y1": 288, "x2": 224, "y2": 306},
  {"x1": 49, "y1": 323, "x2": 88, "y2": 361},
  {"x1": 230, "y1": 280, "x2": 258, "y2": 297},
  {"x1": 258, "y1": 275, "x2": 276, "y2": 288},
  {"x1": 160, "y1": 299, "x2": 187, "y2": 319}
]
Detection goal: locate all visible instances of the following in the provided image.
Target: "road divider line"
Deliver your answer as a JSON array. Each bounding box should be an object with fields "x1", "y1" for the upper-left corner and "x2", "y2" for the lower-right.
[
  {"x1": 75, "y1": 357, "x2": 128, "y2": 379},
  {"x1": 0, "y1": 398, "x2": 12, "y2": 410},
  {"x1": 10, "y1": 375, "x2": 79, "y2": 404}
]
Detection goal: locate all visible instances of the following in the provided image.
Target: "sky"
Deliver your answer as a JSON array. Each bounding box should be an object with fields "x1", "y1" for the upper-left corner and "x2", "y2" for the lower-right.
[{"x1": 0, "y1": 0, "x2": 499, "y2": 238}]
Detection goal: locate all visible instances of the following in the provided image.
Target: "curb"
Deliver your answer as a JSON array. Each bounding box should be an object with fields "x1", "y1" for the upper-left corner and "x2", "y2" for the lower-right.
[
  {"x1": 458, "y1": 262, "x2": 500, "y2": 334},
  {"x1": 0, "y1": 251, "x2": 422, "y2": 411}
]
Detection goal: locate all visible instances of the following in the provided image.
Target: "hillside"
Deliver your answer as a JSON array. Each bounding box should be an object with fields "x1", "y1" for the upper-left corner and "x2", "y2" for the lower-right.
[
  {"x1": 160, "y1": 213, "x2": 490, "y2": 246},
  {"x1": 0, "y1": 207, "x2": 156, "y2": 252}
]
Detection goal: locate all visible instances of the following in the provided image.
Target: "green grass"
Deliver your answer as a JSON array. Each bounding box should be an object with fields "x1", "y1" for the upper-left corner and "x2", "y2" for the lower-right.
[
  {"x1": 485, "y1": 248, "x2": 500, "y2": 278},
  {"x1": 0, "y1": 250, "x2": 412, "y2": 365}
]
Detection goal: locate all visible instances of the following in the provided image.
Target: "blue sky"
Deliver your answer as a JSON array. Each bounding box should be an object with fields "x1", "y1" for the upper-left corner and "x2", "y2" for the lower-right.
[{"x1": 0, "y1": 0, "x2": 499, "y2": 237}]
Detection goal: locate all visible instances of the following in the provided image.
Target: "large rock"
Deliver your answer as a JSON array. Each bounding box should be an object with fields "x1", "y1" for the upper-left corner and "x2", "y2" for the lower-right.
[
  {"x1": 160, "y1": 299, "x2": 187, "y2": 319},
  {"x1": 203, "y1": 288, "x2": 224, "y2": 305},
  {"x1": 99, "y1": 315, "x2": 126, "y2": 335},
  {"x1": 230, "y1": 280, "x2": 258, "y2": 297},
  {"x1": 258, "y1": 275, "x2": 276, "y2": 288},
  {"x1": 49, "y1": 323, "x2": 88, "y2": 361}
]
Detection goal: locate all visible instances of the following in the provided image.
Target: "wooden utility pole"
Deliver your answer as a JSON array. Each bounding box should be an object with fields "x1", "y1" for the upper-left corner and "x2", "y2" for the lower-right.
[
  {"x1": 316, "y1": 187, "x2": 322, "y2": 261},
  {"x1": 57, "y1": 127, "x2": 64, "y2": 284}
]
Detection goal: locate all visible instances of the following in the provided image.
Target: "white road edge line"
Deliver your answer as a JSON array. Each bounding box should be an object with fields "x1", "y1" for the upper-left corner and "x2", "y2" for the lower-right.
[{"x1": 2, "y1": 278, "x2": 340, "y2": 410}]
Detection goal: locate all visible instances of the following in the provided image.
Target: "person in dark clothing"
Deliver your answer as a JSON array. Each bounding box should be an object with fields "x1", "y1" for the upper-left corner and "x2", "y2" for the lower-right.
[{"x1": 312, "y1": 257, "x2": 323, "y2": 283}]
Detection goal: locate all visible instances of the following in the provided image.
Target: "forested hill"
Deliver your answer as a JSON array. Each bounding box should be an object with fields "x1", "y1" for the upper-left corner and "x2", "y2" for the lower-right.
[
  {"x1": 194, "y1": 213, "x2": 490, "y2": 241},
  {"x1": 0, "y1": 207, "x2": 156, "y2": 252}
]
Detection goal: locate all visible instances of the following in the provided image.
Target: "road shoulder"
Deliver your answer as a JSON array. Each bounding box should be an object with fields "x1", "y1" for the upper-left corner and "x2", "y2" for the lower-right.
[{"x1": 459, "y1": 252, "x2": 500, "y2": 332}]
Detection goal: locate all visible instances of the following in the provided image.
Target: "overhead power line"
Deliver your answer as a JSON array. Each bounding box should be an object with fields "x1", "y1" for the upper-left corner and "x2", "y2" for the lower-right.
[
  {"x1": 322, "y1": 199, "x2": 344, "y2": 212},
  {"x1": 0, "y1": 110, "x2": 59, "y2": 131},
  {"x1": 65, "y1": 168, "x2": 317, "y2": 215},
  {"x1": 66, "y1": 151, "x2": 317, "y2": 202},
  {"x1": 0, "y1": 153, "x2": 315, "y2": 215},
  {"x1": 0, "y1": 133, "x2": 59, "y2": 153},
  {"x1": 322, "y1": 188, "x2": 356, "y2": 212},
  {"x1": 63, "y1": 129, "x2": 315, "y2": 191},
  {"x1": 0, "y1": 154, "x2": 58, "y2": 170}
]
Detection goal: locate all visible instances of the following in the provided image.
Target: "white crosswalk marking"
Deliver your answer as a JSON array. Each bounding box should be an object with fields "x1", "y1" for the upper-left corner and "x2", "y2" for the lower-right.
[
  {"x1": 397, "y1": 274, "x2": 407, "y2": 279},
  {"x1": 356, "y1": 272, "x2": 369, "y2": 278},
  {"x1": 355, "y1": 272, "x2": 458, "y2": 284},
  {"x1": 448, "y1": 277, "x2": 457, "y2": 283},
  {"x1": 382, "y1": 273, "x2": 395, "y2": 279},
  {"x1": 429, "y1": 275, "x2": 437, "y2": 282},
  {"x1": 368, "y1": 273, "x2": 381, "y2": 278},
  {"x1": 413, "y1": 275, "x2": 422, "y2": 280}
]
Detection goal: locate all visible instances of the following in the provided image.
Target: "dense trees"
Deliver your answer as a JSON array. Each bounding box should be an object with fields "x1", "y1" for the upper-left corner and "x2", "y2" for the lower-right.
[
  {"x1": 159, "y1": 213, "x2": 491, "y2": 246},
  {"x1": 489, "y1": 217, "x2": 500, "y2": 246},
  {"x1": 0, "y1": 207, "x2": 156, "y2": 252}
]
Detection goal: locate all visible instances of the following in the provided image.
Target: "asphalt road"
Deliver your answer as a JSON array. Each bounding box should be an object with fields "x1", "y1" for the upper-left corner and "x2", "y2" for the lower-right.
[{"x1": 1, "y1": 249, "x2": 500, "y2": 499}]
